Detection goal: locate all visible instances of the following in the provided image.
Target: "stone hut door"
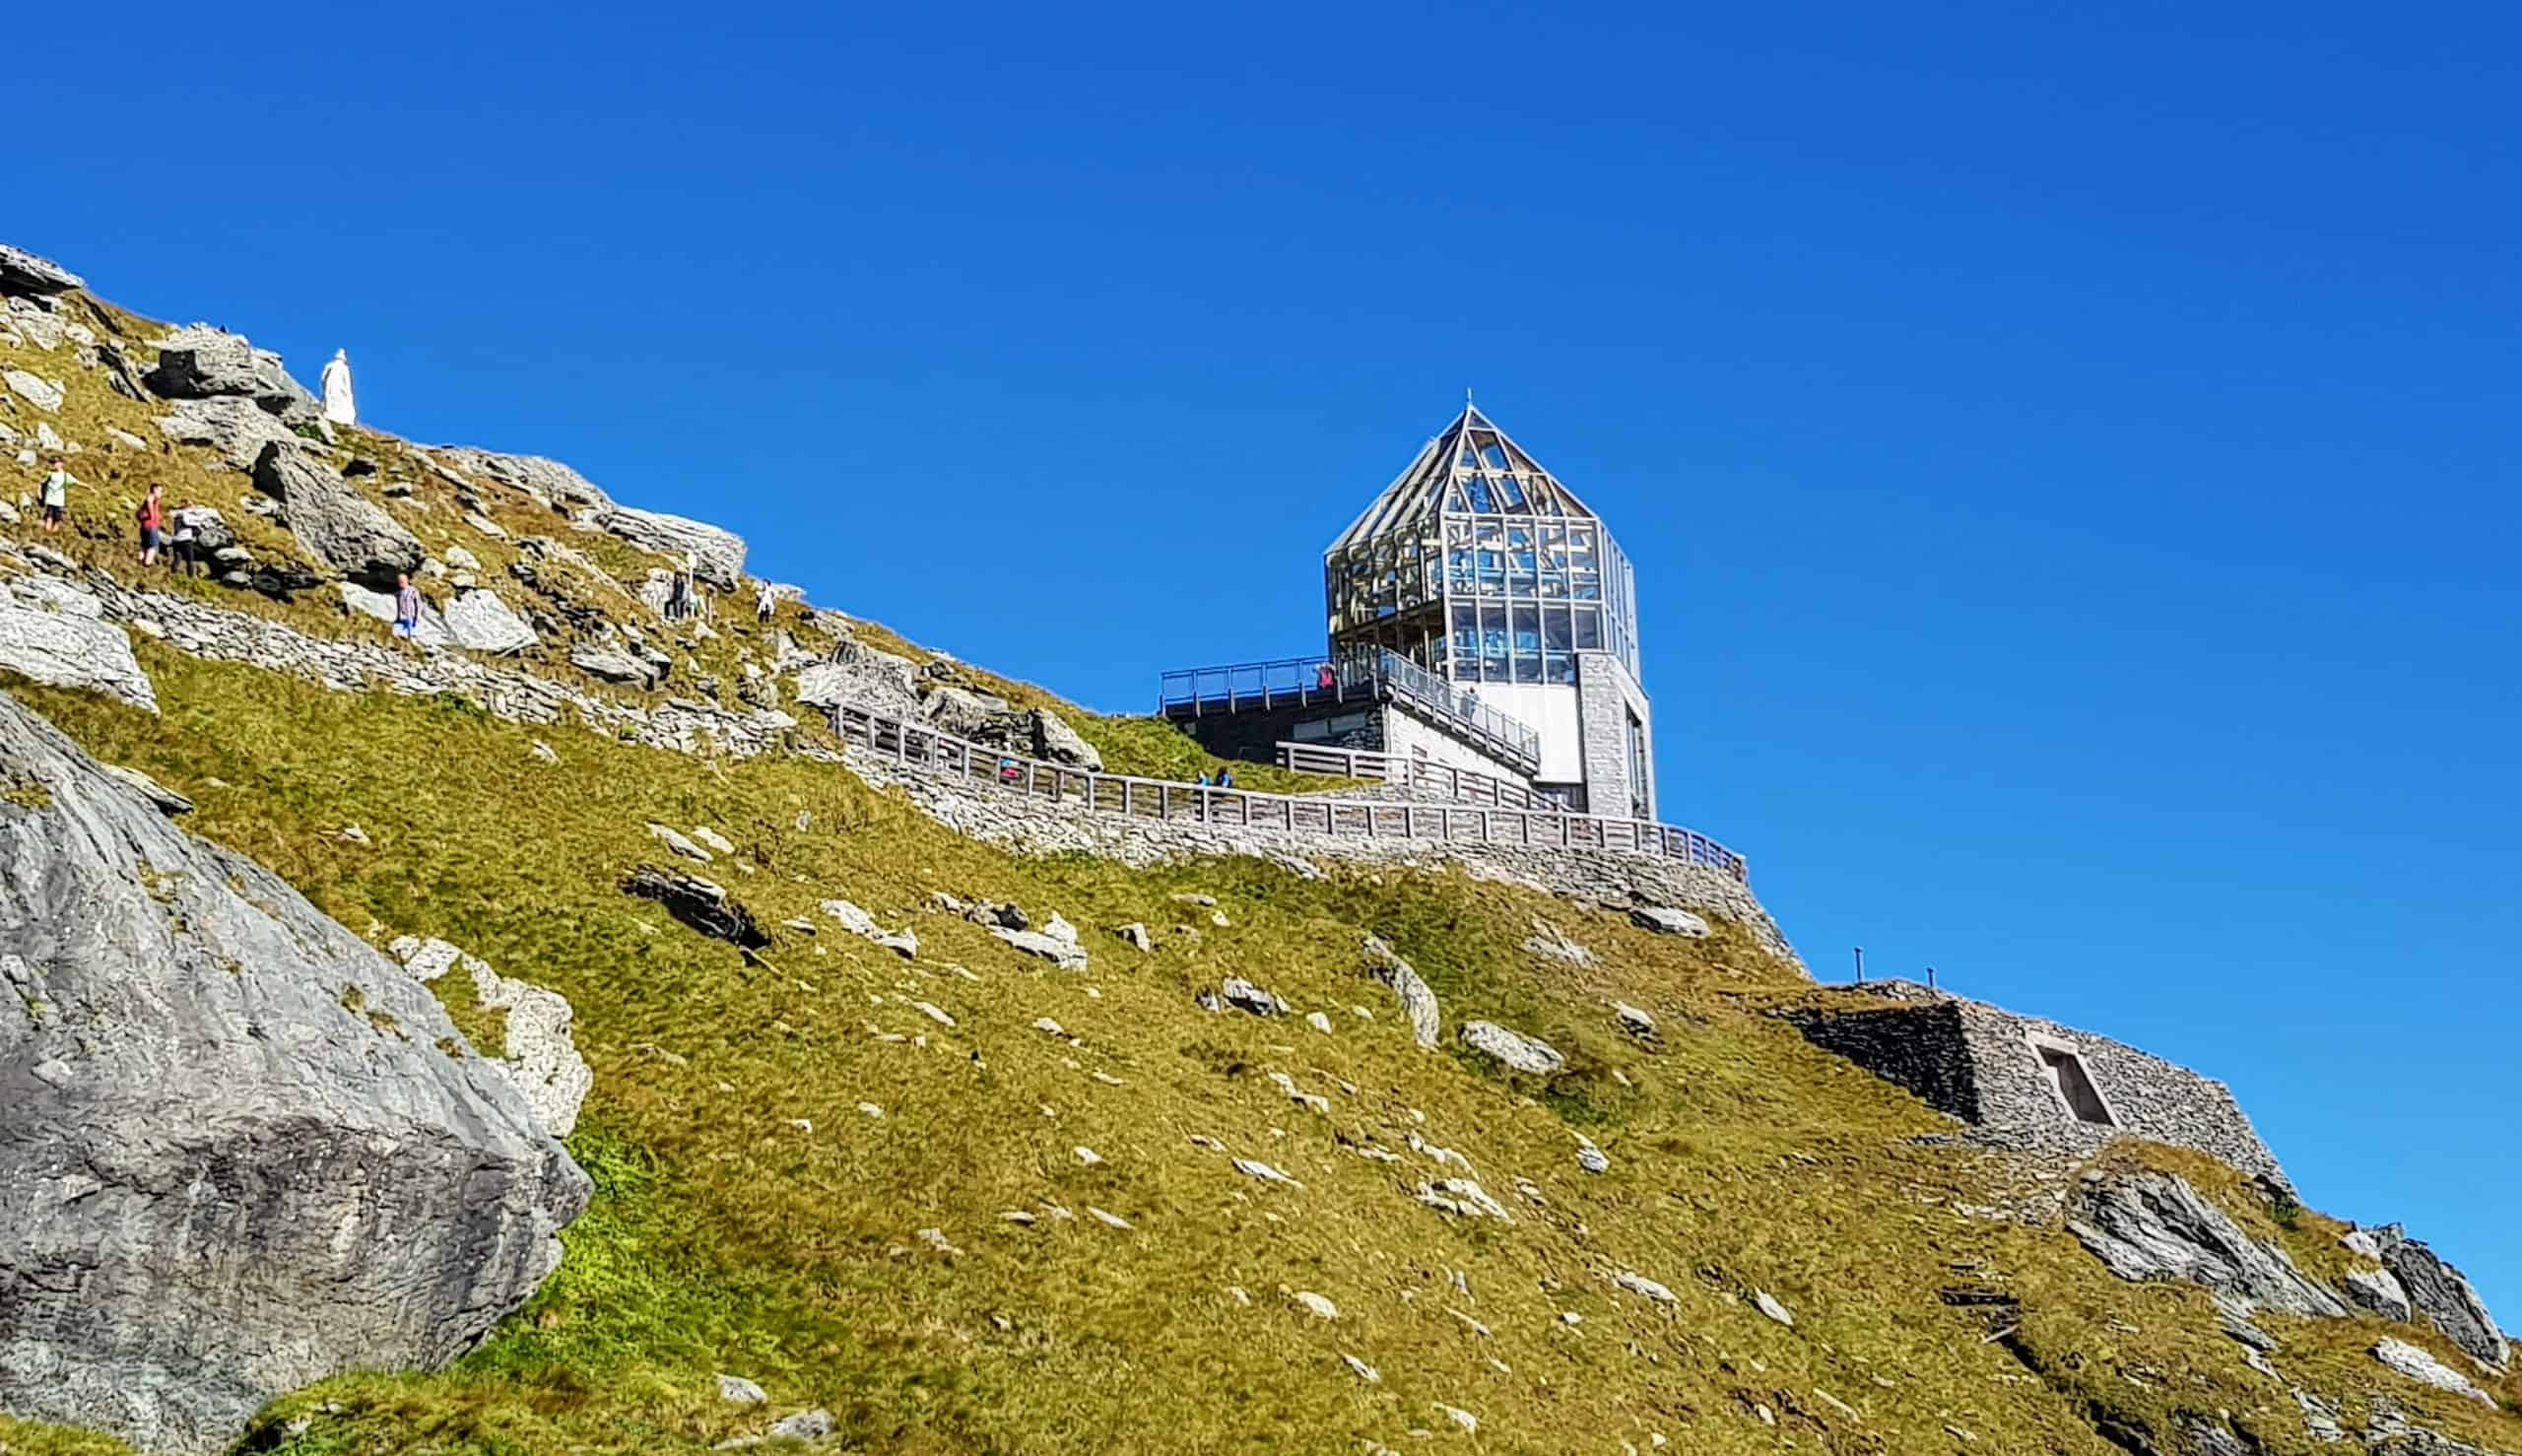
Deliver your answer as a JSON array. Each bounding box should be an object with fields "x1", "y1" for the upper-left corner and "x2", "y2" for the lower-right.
[{"x1": 2036, "y1": 1043, "x2": 2117, "y2": 1126}]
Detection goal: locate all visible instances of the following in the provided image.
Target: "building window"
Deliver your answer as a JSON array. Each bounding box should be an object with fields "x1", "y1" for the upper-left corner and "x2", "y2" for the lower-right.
[
  {"x1": 1623, "y1": 708, "x2": 1649, "y2": 821},
  {"x1": 2028, "y1": 1036, "x2": 2118, "y2": 1127}
]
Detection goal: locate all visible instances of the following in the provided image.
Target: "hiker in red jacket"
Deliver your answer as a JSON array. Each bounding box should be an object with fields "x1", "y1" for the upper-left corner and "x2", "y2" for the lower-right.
[{"x1": 136, "y1": 485, "x2": 166, "y2": 566}]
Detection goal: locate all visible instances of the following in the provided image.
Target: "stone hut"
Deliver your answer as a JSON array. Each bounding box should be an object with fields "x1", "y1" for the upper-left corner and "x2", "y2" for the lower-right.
[{"x1": 1786, "y1": 980, "x2": 2289, "y2": 1191}]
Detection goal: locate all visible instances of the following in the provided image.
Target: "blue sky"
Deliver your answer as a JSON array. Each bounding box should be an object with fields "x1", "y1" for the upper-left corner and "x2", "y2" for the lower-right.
[{"x1": 21, "y1": 3, "x2": 2518, "y2": 1309}]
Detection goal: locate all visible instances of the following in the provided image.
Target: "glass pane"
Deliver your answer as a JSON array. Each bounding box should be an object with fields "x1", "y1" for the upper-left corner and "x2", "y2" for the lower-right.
[
  {"x1": 1451, "y1": 601, "x2": 1479, "y2": 675},
  {"x1": 1480, "y1": 602, "x2": 1508, "y2": 681},
  {"x1": 1512, "y1": 604, "x2": 1541, "y2": 683},
  {"x1": 1573, "y1": 605, "x2": 1603, "y2": 651}
]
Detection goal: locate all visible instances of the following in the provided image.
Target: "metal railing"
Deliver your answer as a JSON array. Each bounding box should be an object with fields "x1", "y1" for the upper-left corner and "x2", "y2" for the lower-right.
[
  {"x1": 1275, "y1": 741, "x2": 1553, "y2": 812},
  {"x1": 1158, "y1": 649, "x2": 1543, "y2": 774},
  {"x1": 827, "y1": 701, "x2": 1748, "y2": 883}
]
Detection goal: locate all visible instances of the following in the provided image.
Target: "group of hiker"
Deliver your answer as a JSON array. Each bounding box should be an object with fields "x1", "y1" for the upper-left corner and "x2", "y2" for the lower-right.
[{"x1": 38, "y1": 459, "x2": 212, "y2": 576}]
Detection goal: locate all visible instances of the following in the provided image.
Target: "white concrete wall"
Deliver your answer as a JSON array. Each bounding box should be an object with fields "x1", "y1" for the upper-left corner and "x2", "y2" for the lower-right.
[
  {"x1": 1464, "y1": 682, "x2": 1582, "y2": 782},
  {"x1": 1380, "y1": 706, "x2": 1537, "y2": 789}
]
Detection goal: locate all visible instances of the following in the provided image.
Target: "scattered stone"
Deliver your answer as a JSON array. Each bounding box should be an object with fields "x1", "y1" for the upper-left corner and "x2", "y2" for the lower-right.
[
  {"x1": 1086, "y1": 1207, "x2": 1132, "y2": 1229},
  {"x1": 648, "y1": 822, "x2": 714, "y2": 863},
  {"x1": 1523, "y1": 917, "x2": 1596, "y2": 965},
  {"x1": 856, "y1": 1102, "x2": 883, "y2": 1118},
  {"x1": 4, "y1": 367, "x2": 64, "y2": 413},
  {"x1": 1361, "y1": 934, "x2": 1440, "y2": 1047},
  {"x1": 911, "y1": 1001, "x2": 955, "y2": 1027},
  {"x1": 992, "y1": 925, "x2": 1087, "y2": 970},
  {"x1": 337, "y1": 824, "x2": 370, "y2": 845},
  {"x1": 2371, "y1": 1338, "x2": 2494, "y2": 1407},
  {"x1": 1629, "y1": 905, "x2": 1711, "y2": 938},
  {"x1": 1613, "y1": 1270, "x2": 1678, "y2": 1304},
  {"x1": 1575, "y1": 1135, "x2": 1610, "y2": 1175},
  {"x1": 1416, "y1": 1179, "x2": 1514, "y2": 1223},
  {"x1": 1458, "y1": 1020, "x2": 1565, "y2": 1076},
  {"x1": 916, "y1": 1227, "x2": 962, "y2": 1256},
  {"x1": 571, "y1": 643, "x2": 661, "y2": 687},
  {"x1": 444, "y1": 590, "x2": 539, "y2": 653},
  {"x1": 1435, "y1": 1404, "x2": 1479, "y2": 1434},
  {"x1": 821, "y1": 898, "x2": 919, "y2": 959},
  {"x1": 1268, "y1": 1071, "x2": 1330, "y2": 1115},
  {"x1": 1073, "y1": 1146, "x2": 1104, "y2": 1166},
  {"x1": 1753, "y1": 1291, "x2": 1795, "y2": 1327},
  {"x1": 766, "y1": 1407, "x2": 835, "y2": 1442},
  {"x1": 1220, "y1": 977, "x2": 1284, "y2": 1017},
  {"x1": 530, "y1": 741, "x2": 560, "y2": 764},
  {"x1": 1293, "y1": 1291, "x2": 1339, "y2": 1320},
  {"x1": 1112, "y1": 922, "x2": 1153, "y2": 953},
  {"x1": 716, "y1": 1374, "x2": 768, "y2": 1405},
  {"x1": 1305, "y1": 1010, "x2": 1333, "y2": 1034},
  {"x1": 1233, "y1": 1158, "x2": 1304, "y2": 1189},
  {"x1": 1343, "y1": 1354, "x2": 1380, "y2": 1383},
  {"x1": 1612, "y1": 1002, "x2": 1658, "y2": 1040}
]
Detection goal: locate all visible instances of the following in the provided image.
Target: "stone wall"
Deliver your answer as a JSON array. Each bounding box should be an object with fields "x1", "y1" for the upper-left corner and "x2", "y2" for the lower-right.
[
  {"x1": 840, "y1": 742, "x2": 1801, "y2": 966},
  {"x1": 1790, "y1": 981, "x2": 2290, "y2": 1189},
  {"x1": 1575, "y1": 650, "x2": 1654, "y2": 821},
  {"x1": 1379, "y1": 703, "x2": 1540, "y2": 789}
]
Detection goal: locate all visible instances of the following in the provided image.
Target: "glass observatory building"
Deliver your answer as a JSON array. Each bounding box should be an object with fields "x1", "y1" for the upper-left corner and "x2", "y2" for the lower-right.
[{"x1": 1161, "y1": 402, "x2": 1658, "y2": 821}]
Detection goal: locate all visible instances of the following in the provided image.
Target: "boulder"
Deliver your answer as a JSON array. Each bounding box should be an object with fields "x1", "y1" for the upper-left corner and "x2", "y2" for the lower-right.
[
  {"x1": 1030, "y1": 707, "x2": 1102, "y2": 771},
  {"x1": 2369, "y1": 1226, "x2": 2509, "y2": 1368},
  {"x1": 1361, "y1": 934, "x2": 1440, "y2": 1048},
  {"x1": 2345, "y1": 1267, "x2": 2415, "y2": 1324},
  {"x1": 1219, "y1": 976, "x2": 1284, "y2": 1017},
  {"x1": 254, "y1": 441, "x2": 425, "y2": 585},
  {"x1": 444, "y1": 589, "x2": 539, "y2": 654},
  {"x1": 571, "y1": 643, "x2": 660, "y2": 687},
  {"x1": 426, "y1": 448, "x2": 611, "y2": 512},
  {"x1": 167, "y1": 504, "x2": 234, "y2": 553},
  {"x1": 0, "y1": 693, "x2": 587, "y2": 1452},
  {"x1": 622, "y1": 864, "x2": 767, "y2": 949},
  {"x1": 828, "y1": 636, "x2": 924, "y2": 705},
  {"x1": 1628, "y1": 905, "x2": 1711, "y2": 938},
  {"x1": 0, "y1": 242, "x2": 83, "y2": 296},
  {"x1": 390, "y1": 937, "x2": 592, "y2": 1138},
  {"x1": 1458, "y1": 1020, "x2": 1566, "y2": 1076},
  {"x1": 4, "y1": 367, "x2": 64, "y2": 413},
  {"x1": 2067, "y1": 1168, "x2": 2350, "y2": 1319},
  {"x1": 0, "y1": 581, "x2": 159, "y2": 712},
  {"x1": 592, "y1": 504, "x2": 747, "y2": 589},
  {"x1": 993, "y1": 925, "x2": 1088, "y2": 970},
  {"x1": 145, "y1": 326, "x2": 318, "y2": 422},
  {"x1": 821, "y1": 898, "x2": 918, "y2": 960},
  {"x1": 2371, "y1": 1338, "x2": 2495, "y2": 1408},
  {"x1": 1522, "y1": 917, "x2": 1596, "y2": 965},
  {"x1": 337, "y1": 581, "x2": 450, "y2": 648},
  {"x1": 921, "y1": 685, "x2": 1014, "y2": 739},
  {"x1": 158, "y1": 395, "x2": 300, "y2": 472}
]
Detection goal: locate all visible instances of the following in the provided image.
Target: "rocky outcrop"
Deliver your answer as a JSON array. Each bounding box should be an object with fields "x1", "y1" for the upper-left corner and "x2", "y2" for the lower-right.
[
  {"x1": 390, "y1": 937, "x2": 591, "y2": 1138},
  {"x1": 146, "y1": 325, "x2": 318, "y2": 423},
  {"x1": 444, "y1": 589, "x2": 538, "y2": 654},
  {"x1": 1361, "y1": 935, "x2": 1440, "y2": 1047},
  {"x1": 254, "y1": 441, "x2": 425, "y2": 585},
  {"x1": 2067, "y1": 1167, "x2": 2350, "y2": 1319},
  {"x1": 624, "y1": 864, "x2": 767, "y2": 949},
  {"x1": 1629, "y1": 905, "x2": 1710, "y2": 938},
  {"x1": 339, "y1": 580, "x2": 450, "y2": 647},
  {"x1": 916, "y1": 688, "x2": 1102, "y2": 771},
  {"x1": 2367, "y1": 1226, "x2": 2509, "y2": 1369},
  {"x1": 0, "y1": 242, "x2": 82, "y2": 296},
  {"x1": 158, "y1": 394, "x2": 301, "y2": 472},
  {"x1": 0, "y1": 577, "x2": 158, "y2": 711},
  {"x1": 2371, "y1": 1339, "x2": 2496, "y2": 1409},
  {"x1": 0, "y1": 692, "x2": 587, "y2": 1452},
  {"x1": 591, "y1": 503, "x2": 747, "y2": 590},
  {"x1": 1458, "y1": 1020, "x2": 1565, "y2": 1076}
]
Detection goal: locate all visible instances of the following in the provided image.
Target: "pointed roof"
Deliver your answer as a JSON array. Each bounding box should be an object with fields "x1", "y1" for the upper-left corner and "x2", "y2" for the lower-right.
[{"x1": 1327, "y1": 402, "x2": 1602, "y2": 556}]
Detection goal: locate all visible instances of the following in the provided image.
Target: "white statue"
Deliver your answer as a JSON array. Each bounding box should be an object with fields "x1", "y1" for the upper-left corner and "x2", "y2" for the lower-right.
[{"x1": 321, "y1": 348, "x2": 357, "y2": 426}]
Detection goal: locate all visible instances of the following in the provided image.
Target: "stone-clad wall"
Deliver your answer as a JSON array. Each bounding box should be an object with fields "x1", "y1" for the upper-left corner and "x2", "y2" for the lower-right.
[
  {"x1": 1575, "y1": 651, "x2": 1653, "y2": 821},
  {"x1": 1791, "y1": 981, "x2": 2290, "y2": 1189},
  {"x1": 840, "y1": 742, "x2": 1803, "y2": 966},
  {"x1": 1784, "y1": 1001, "x2": 1982, "y2": 1123}
]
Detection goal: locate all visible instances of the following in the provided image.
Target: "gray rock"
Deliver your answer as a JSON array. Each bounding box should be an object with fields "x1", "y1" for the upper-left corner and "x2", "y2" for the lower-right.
[
  {"x1": 427, "y1": 448, "x2": 611, "y2": 512},
  {"x1": 167, "y1": 504, "x2": 234, "y2": 553},
  {"x1": 255, "y1": 442, "x2": 426, "y2": 585},
  {"x1": 622, "y1": 864, "x2": 767, "y2": 949},
  {"x1": 1030, "y1": 707, "x2": 1102, "y2": 771},
  {"x1": 1361, "y1": 934, "x2": 1440, "y2": 1048},
  {"x1": 338, "y1": 581, "x2": 451, "y2": 648},
  {"x1": 0, "y1": 692, "x2": 587, "y2": 1452},
  {"x1": 1522, "y1": 917, "x2": 1596, "y2": 965},
  {"x1": 572, "y1": 644, "x2": 660, "y2": 687},
  {"x1": 4, "y1": 367, "x2": 64, "y2": 413},
  {"x1": 1458, "y1": 1019, "x2": 1565, "y2": 1076},
  {"x1": 444, "y1": 590, "x2": 539, "y2": 654},
  {"x1": 820, "y1": 898, "x2": 918, "y2": 960},
  {"x1": 98, "y1": 762, "x2": 192, "y2": 816},
  {"x1": 2066, "y1": 1168, "x2": 2351, "y2": 1319},
  {"x1": 992, "y1": 925, "x2": 1088, "y2": 970},
  {"x1": 1220, "y1": 976, "x2": 1284, "y2": 1017},
  {"x1": 2371, "y1": 1338, "x2": 2495, "y2": 1408},
  {"x1": 0, "y1": 243, "x2": 84, "y2": 295},
  {"x1": 145, "y1": 327, "x2": 317, "y2": 421},
  {"x1": 1575, "y1": 1134, "x2": 1610, "y2": 1175},
  {"x1": 1611, "y1": 1002, "x2": 1657, "y2": 1040},
  {"x1": 593, "y1": 504, "x2": 747, "y2": 590},
  {"x1": 717, "y1": 1373, "x2": 768, "y2": 1406},
  {"x1": 391, "y1": 937, "x2": 592, "y2": 1139},
  {"x1": 0, "y1": 583, "x2": 159, "y2": 712},
  {"x1": 2370, "y1": 1226, "x2": 2509, "y2": 1368},
  {"x1": 158, "y1": 396, "x2": 299, "y2": 472},
  {"x1": 2346, "y1": 1266, "x2": 2415, "y2": 1324},
  {"x1": 767, "y1": 1407, "x2": 834, "y2": 1442},
  {"x1": 647, "y1": 822, "x2": 714, "y2": 863},
  {"x1": 1113, "y1": 922, "x2": 1153, "y2": 953},
  {"x1": 1628, "y1": 905, "x2": 1711, "y2": 938},
  {"x1": 1753, "y1": 1291, "x2": 1795, "y2": 1326},
  {"x1": 1612, "y1": 1270, "x2": 1677, "y2": 1304}
]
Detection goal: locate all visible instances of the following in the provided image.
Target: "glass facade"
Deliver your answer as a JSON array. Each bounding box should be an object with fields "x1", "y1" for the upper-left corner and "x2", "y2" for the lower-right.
[{"x1": 1324, "y1": 406, "x2": 1640, "y2": 685}]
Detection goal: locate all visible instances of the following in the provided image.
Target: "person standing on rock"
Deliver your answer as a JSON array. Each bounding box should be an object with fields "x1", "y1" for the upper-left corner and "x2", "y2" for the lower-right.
[
  {"x1": 169, "y1": 504, "x2": 201, "y2": 576},
  {"x1": 136, "y1": 484, "x2": 166, "y2": 566},
  {"x1": 39, "y1": 457, "x2": 74, "y2": 532},
  {"x1": 755, "y1": 581, "x2": 775, "y2": 623},
  {"x1": 392, "y1": 571, "x2": 422, "y2": 639}
]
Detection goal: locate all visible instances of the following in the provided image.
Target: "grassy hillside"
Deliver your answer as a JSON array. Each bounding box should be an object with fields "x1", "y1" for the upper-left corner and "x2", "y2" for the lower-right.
[{"x1": 14, "y1": 646, "x2": 2518, "y2": 1456}]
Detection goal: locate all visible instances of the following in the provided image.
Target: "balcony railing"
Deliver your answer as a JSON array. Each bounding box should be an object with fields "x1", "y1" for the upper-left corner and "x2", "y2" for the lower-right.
[{"x1": 1159, "y1": 650, "x2": 1543, "y2": 774}]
